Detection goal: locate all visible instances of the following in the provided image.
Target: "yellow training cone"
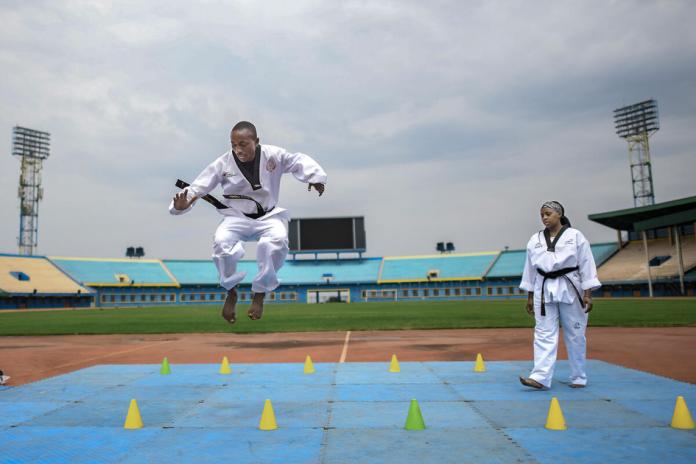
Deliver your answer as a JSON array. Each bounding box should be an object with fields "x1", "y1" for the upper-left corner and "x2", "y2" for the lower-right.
[
  {"x1": 304, "y1": 355, "x2": 315, "y2": 374},
  {"x1": 259, "y1": 399, "x2": 278, "y2": 430},
  {"x1": 671, "y1": 396, "x2": 695, "y2": 429},
  {"x1": 219, "y1": 356, "x2": 232, "y2": 375},
  {"x1": 474, "y1": 353, "x2": 486, "y2": 372},
  {"x1": 124, "y1": 399, "x2": 143, "y2": 429},
  {"x1": 389, "y1": 354, "x2": 400, "y2": 373},
  {"x1": 545, "y1": 397, "x2": 567, "y2": 430}
]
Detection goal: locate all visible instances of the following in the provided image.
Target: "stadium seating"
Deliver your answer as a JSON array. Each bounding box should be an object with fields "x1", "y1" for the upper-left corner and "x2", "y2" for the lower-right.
[
  {"x1": 50, "y1": 257, "x2": 178, "y2": 286},
  {"x1": 278, "y1": 258, "x2": 381, "y2": 284},
  {"x1": 485, "y1": 250, "x2": 526, "y2": 278},
  {"x1": 379, "y1": 253, "x2": 499, "y2": 283},
  {"x1": 164, "y1": 258, "x2": 382, "y2": 286},
  {"x1": 0, "y1": 254, "x2": 89, "y2": 295},
  {"x1": 598, "y1": 236, "x2": 696, "y2": 282}
]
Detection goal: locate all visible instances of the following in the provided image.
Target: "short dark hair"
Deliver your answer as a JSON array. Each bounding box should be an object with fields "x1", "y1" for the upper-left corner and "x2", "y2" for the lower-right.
[{"x1": 231, "y1": 121, "x2": 257, "y2": 138}]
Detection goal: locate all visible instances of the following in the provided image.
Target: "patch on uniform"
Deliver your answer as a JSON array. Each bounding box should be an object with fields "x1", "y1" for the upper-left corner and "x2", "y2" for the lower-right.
[
  {"x1": 565, "y1": 239, "x2": 574, "y2": 244},
  {"x1": 266, "y1": 158, "x2": 277, "y2": 172},
  {"x1": 574, "y1": 321, "x2": 581, "y2": 329},
  {"x1": 535, "y1": 242, "x2": 543, "y2": 248},
  {"x1": 223, "y1": 171, "x2": 236, "y2": 177}
]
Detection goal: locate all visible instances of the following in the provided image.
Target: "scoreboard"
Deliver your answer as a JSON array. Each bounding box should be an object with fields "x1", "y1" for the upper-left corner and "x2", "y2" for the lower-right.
[{"x1": 288, "y1": 217, "x2": 366, "y2": 253}]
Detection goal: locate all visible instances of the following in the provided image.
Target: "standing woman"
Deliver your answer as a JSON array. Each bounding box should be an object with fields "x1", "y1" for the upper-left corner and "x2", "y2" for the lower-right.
[{"x1": 519, "y1": 201, "x2": 601, "y2": 389}]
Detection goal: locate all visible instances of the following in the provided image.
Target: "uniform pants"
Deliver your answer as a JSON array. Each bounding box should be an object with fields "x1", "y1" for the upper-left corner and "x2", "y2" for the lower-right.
[
  {"x1": 212, "y1": 215, "x2": 289, "y2": 294},
  {"x1": 529, "y1": 299, "x2": 588, "y2": 388}
]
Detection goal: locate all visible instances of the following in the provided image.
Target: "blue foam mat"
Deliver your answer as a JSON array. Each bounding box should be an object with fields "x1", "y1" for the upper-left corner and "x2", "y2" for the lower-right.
[{"x1": 0, "y1": 360, "x2": 694, "y2": 463}]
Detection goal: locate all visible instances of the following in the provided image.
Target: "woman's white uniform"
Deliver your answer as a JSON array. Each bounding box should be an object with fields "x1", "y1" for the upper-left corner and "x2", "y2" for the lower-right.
[
  {"x1": 520, "y1": 227, "x2": 601, "y2": 387},
  {"x1": 169, "y1": 145, "x2": 327, "y2": 293}
]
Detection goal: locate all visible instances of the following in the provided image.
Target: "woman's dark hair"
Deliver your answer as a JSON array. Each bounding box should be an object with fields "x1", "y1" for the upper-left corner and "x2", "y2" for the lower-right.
[{"x1": 555, "y1": 201, "x2": 572, "y2": 227}]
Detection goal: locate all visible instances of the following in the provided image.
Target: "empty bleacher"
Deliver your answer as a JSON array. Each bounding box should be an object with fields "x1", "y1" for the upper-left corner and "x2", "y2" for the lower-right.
[
  {"x1": 164, "y1": 258, "x2": 381, "y2": 286},
  {"x1": 0, "y1": 254, "x2": 89, "y2": 295},
  {"x1": 50, "y1": 257, "x2": 179, "y2": 287},
  {"x1": 279, "y1": 258, "x2": 381, "y2": 285},
  {"x1": 379, "y1": 252, "x2": 499, "y2": 283},
  {"x1": 483, "y1": 243, "x2": 618, "y2": 279},
  {"x1": 598, "y1": 236, "x2": 696, "y2": 283}
]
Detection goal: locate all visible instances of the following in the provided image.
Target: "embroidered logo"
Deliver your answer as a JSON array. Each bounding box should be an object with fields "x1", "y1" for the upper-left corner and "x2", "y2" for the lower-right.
[
  {"x1": 266, "y1": 158, "x2": 277, "y2": 172},
  {"x1": 574, "y1": 322, "x2": 581, "y2": 330},
  {"x1": 565, "y1": 239, "x2": 574, "y2": 244},
  {"x1": 223, "y1": 171, "x2": 236, "y2": 178},
  {"x1": 534, "y1": 243, "x2": 543, "y2": 249}
]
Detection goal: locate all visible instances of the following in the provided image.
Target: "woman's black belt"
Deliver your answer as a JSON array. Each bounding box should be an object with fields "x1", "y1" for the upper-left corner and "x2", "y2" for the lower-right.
[{"x1": 536, "y1": 266, "x2": 584, "y2": 316}]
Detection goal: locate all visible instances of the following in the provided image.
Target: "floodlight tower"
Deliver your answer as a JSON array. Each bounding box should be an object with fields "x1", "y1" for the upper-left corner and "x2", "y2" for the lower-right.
[
  {"x1": 613, "y1": 99, "x2": 659, "y2": 207},
  {"x1": 12, "y1": 126, "x2": 51, "y2": 255}
]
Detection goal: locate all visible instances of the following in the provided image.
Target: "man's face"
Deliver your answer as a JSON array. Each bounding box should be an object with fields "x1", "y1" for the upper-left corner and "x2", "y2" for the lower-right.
[{"x1": 231, "y1": 129, "x2": 258, "y2": 162}]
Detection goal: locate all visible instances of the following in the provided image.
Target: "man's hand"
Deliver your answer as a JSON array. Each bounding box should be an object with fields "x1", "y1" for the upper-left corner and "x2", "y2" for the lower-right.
[
  {"x1": 308, "y1": 183, "x2": 325, "y2": 196},
  {"x1": 525, "y1": 292, "x2": 534, "y2": 316},
  {"x1": 583, "y1": 291, "x2": 593, "y2": 313},
  {"x1": 173, "y1": 190, "x2": 197, "y2": 211}
]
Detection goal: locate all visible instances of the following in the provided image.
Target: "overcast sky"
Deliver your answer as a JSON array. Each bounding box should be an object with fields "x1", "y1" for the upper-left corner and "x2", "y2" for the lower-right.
[{"x1": 1, "y1": 0, "x2": 695, "y2": 260}]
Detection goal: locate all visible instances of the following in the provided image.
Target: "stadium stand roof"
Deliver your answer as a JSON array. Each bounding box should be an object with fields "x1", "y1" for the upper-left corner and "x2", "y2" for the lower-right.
[
  {"x1": 0, "y1": 254, "x2": 91, "y2": 295},
  {"x1": 485, "y1": 243, "x2": 618, "y2": 278},
  {"x1": 379, "y1": 252, "x2": 499, "y2": 283},
  {"x1": 50, "y1": 257, "x2": 179, "y2": 287},
  {"x1": 588, "y1": 195, "x2": 696, "y2": 232}
]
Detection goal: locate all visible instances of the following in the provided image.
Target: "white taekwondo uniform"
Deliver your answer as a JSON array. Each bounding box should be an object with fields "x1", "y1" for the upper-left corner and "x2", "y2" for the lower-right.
[
  {"x1": 520, "y1": 227, "x2": 601, "y2": 387},
  {"x1": 169, "y1": 144, "x2": 327, "y2": 293}
]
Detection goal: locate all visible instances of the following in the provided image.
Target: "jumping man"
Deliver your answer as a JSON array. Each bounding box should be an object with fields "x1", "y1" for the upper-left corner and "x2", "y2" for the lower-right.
[{"x1": 170, "y1": 121, "x2": 327, "y2": 322}]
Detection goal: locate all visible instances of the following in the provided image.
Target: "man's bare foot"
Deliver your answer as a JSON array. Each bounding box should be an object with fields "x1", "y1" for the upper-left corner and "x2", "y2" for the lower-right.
[
  {"x1": 221, "y1": 288, "x2": 238, "y2": 324},
  {"x1": 247, "y1": 292, "x2": 265, "y2": 320}
]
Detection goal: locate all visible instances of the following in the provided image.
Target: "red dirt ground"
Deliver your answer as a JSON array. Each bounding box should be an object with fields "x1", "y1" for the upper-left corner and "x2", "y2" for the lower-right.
[{"x1": 1, "y1": 327, "x2": 695, "y2": 386}]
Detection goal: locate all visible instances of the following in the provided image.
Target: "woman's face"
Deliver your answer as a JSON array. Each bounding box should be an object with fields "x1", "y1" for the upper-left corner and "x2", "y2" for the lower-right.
[{"x1": 540, "y1": 207, "x2": 561, "y2": 229}]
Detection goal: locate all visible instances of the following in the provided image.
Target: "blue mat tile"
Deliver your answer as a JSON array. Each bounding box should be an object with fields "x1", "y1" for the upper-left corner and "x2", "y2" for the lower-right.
[
  {"x1": 119, "y1": 427, "x2": 324, "y2": 464},
  {"x1": 334, "y1": 383, "x2": 460, "y2": 402},
  {"x1": 174, "y1": 400, "x2": 330, "y2": 429},
  {"x1": 207, "y1": 384, "x2": 333, "y2": 403},
  {"x1": 0, "y1": 383, "x2": 109, "y2": 402},
  {"x1": 323, "y1": 428, "x2": 532, "y2": 464},
  {"x1": 614, "y1": 397, "x2": 696, "y2": 425},
  {"x1": 330, "y1": 401, "x2": 488, "y2": 428},
  {"x1": 28, "y1": 400, "x2": 198, "y2": 428},
  {"x1": 475, "y1": 399, "x2": 663, "y2": 429},
  {"x1": 507, "y1": 427, "x2": 696, "y2": 463},
  {"x1": 450, "y1": 380, "x2": 598, "y2": 401},
  {"x1": 101, "y1": 385, "x2": 223, "y2": 402},
  {"x1": 0, "y1": 401, "x2": 67, "y2": 427},
  {"x1": 0, "y1": 426, "x2": 160, "y2": 464}
]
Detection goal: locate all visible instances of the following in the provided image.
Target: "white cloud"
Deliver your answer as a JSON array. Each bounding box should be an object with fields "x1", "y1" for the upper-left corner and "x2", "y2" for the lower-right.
[{"x1": 0, "y1": 0, "x2": 695, "y2": 259}]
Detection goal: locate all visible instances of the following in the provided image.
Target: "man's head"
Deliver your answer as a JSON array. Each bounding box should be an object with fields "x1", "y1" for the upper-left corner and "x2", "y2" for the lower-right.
[{"x1": 230, "y1": 121, "x2": 259, "y2": 162}]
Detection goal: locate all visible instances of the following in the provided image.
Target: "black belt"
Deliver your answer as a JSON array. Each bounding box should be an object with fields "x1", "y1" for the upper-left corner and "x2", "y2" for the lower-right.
[
  {"x1": 175, "y1": 180, "x2": 273, "y2": 220},
  {"x1": 223, "y1": 194, "x2": 273, "y2": 219},
  {"x1": 537, "y1": 266, "x2": 583, "y2": 316}
]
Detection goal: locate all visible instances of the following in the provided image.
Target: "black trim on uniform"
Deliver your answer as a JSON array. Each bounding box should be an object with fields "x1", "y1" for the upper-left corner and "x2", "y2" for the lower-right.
[
  {"x1": 543, "y1": 225, "x2": 569, "y2": 252},
  {"x1": 234, "y1": 145, "x2": 262, "y2": 190}
]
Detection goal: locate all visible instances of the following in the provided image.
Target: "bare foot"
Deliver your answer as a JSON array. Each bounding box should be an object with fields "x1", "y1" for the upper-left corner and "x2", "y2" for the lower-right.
[
  {"x1": 247, "y1": 292, "x2": 265, "y2": 320},
  {"x1": 221, "y1": 288, "x2": 238, "y2": 324}
]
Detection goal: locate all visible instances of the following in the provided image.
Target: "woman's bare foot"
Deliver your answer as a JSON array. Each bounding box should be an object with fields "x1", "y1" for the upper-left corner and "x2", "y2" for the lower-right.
[
  {"x1": 221, "y1": 288, "x2": 238, "y2": 324},
  {"x1": 247, "y1": 292, "x2": 265, "y2": 320}
]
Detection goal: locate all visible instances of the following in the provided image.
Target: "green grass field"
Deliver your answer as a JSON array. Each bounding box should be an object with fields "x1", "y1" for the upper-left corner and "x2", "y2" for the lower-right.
[{"x1": 0, "y1": 299, "x2": 695, "y2": 336}]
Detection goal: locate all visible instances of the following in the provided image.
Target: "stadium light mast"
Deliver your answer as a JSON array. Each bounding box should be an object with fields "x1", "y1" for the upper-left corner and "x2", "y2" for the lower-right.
[
  {"x1": 613, "y1": 99, "x2": 659, "y2": 207},
  {"x1": 12, "y1": 126, "x2": 51, "y2": 255}
]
